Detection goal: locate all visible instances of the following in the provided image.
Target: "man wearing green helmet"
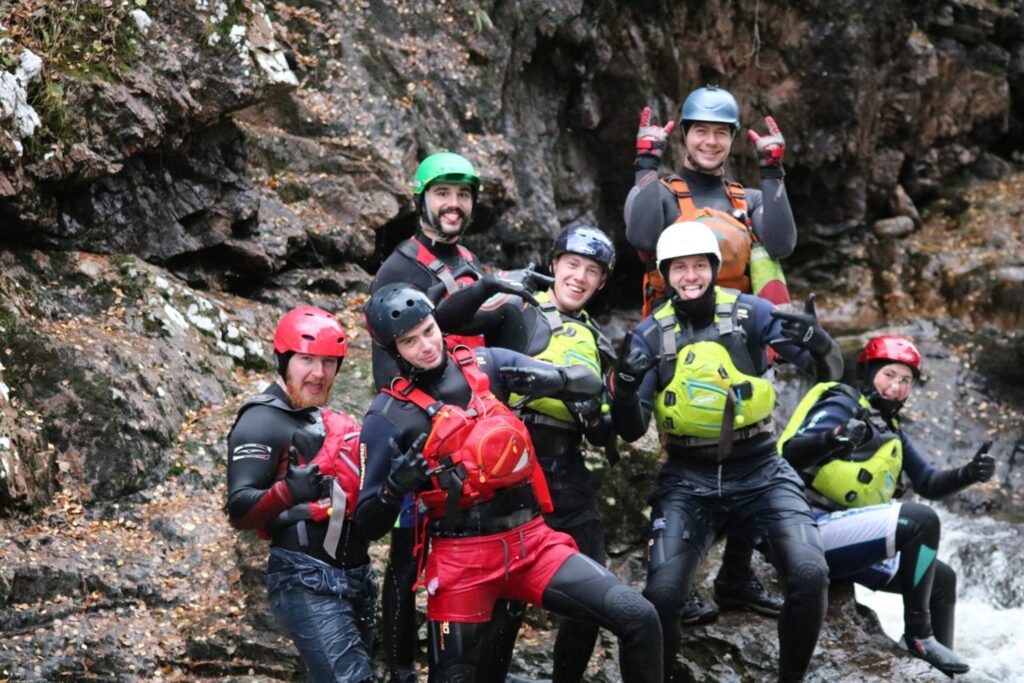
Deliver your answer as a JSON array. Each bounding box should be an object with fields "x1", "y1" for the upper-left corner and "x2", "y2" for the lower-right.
[{"x1": 370, "y1": 152, "x2": 550, "y2": 683}]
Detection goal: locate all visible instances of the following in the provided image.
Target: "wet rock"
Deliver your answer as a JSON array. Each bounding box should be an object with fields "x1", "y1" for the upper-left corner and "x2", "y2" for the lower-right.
[{"x1": 873, "y1": 215, "x2": 916, "y2": 238}]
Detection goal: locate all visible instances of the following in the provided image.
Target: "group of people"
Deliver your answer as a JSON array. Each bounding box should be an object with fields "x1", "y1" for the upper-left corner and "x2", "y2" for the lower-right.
[{"x1": 226, "y1": 85, "x2": 997, "y2": 682}]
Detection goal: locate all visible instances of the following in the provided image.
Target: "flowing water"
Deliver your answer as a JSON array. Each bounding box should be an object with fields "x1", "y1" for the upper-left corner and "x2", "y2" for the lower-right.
[{"x1": 854, "y1": 506, "x2": 1024, "y2": 682}]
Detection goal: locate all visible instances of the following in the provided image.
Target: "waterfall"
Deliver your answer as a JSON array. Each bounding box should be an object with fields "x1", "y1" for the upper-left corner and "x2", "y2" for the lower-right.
[{"x1": 854, "y1": 505, "x2": 1024, "y2": 683}]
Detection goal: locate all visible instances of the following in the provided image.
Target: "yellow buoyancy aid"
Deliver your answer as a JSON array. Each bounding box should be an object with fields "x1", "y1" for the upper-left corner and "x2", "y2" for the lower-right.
[
  {"x1": 650, "y1": 290, "x2": 776, "y2": 439},
  {"x1": 511, "y1": 292, "x2": 604, "y2": 424},
  {"x1": 777, "y1": 382, "x2": 904, "y2": 508}
]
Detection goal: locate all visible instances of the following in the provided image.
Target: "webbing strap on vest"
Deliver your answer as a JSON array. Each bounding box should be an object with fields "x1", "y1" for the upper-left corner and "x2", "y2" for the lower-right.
[
  {"x1": 398, "y1": 239, "x2": 479, "y2": 296},
  {"x1": 655, "y1": 299, "x2": 739, "y2": 360},
  {"x1": 661, "y1": 176, "x2": 749, "y2": 221},
  {"x1": 539, "y1": 299, "x2": 564, "y2": 334}
]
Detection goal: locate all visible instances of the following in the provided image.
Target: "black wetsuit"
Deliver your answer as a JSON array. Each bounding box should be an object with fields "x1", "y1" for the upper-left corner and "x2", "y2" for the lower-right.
[
  {"x1": 356, "y1": 347, "x2": 663, "y2": 683},
  {"x1": 613, "y1": 291, "x2": 842, "y2": 683},
  {"x1": 369, "y1": 229, "x2": 484, "y2": 681},
  {"x1": 226, "y1": 383, "x2": 374, "y2": 682},
  {"x1": 436, "y1": 286, "x2": 616, "y2": 681}
]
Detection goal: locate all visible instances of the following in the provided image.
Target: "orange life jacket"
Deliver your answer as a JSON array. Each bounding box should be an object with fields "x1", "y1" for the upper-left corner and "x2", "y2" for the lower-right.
[
  {"x1": 382, "y1": 346, "x2": 553, "y2": 519},
  {"x1": 659, "y1": 175, "x2": 754, "y2": 292},
  {"x1": 397, "y1": 238, "x2": 485, "y2": 348}
]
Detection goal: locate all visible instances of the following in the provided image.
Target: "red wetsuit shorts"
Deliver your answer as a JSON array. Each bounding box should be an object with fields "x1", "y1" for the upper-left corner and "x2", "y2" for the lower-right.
[{"x1": 423, "y1": 516, "x2": 578, "y2": 623}]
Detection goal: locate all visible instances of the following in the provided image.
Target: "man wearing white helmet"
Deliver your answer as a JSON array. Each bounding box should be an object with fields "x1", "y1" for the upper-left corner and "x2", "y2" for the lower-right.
[{"x1": 611, "y1": 222, "x2": 842, "y2": 683}]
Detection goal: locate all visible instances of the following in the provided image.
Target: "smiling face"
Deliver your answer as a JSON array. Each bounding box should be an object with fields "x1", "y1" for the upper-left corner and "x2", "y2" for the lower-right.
[
  {"x1": 666, "y1": 254, "x2": 713, "y2": 300},
  {"x1": 872, "y1": 362, "x2": 914, "y2": 403},
  {"x1": 280, "y1": 353, "x2": 339, "y2": 409},
  {"x1": 395, "y1": 315, "x2": 445, "y2": 371},
  {"x1": 548, "y1": 253, "x2": 606, "y2": 313},
  {"x1": 421, "y1": 182, "x2": 474, "y2": 242},
  {"x1": 682, "y1": 121, "x2": 735, "y2": 174}
]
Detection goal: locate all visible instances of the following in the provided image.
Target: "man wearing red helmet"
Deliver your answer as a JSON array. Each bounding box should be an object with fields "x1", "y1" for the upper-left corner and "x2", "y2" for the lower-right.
[
  {"x1": 778, "y1": 335, "x2": 997, "y2": 677},
  {"x1": 226, "y1": 306, "x2": 375, "y2": 683}
]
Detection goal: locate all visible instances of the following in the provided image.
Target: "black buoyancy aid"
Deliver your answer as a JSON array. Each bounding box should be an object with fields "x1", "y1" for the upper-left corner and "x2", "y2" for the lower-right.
[
  {"x1": 397, "y1": 238, "x2": 484, "y2": 348},
  {"x1": 382, "y1": 346, "x2": 553, "y2": 521}
]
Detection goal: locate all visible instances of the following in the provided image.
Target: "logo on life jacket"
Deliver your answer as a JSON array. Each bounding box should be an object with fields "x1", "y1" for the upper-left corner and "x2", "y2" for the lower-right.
[{"x1": 383, "y1": 346, "x2": 553, "y2": 516}]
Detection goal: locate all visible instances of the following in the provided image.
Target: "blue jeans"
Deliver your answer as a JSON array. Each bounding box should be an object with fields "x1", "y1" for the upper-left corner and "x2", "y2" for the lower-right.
[{"x1": 266, "y1": 547, "x2": 378, "y2": 683}]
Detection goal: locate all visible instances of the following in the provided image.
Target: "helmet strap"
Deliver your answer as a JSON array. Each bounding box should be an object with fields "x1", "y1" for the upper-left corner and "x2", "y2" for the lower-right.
[{"x1": 274, "y1": 350, "x2": 295, "y2": 378}]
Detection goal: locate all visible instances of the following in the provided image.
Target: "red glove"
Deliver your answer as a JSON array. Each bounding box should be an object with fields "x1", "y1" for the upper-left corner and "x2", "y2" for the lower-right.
[
  {"x1": 635, "y1": 107, "x2": 675, "y2": 169},
  {"x1": 747, "y1": 116, "x2": 785, "y2": 178}
]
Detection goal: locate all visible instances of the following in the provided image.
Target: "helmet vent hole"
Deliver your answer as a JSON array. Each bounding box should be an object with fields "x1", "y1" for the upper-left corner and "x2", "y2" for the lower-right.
[
  {"x1": 300, "y1": 334, "x2": 315, "y2": 341},
  {"x1": 405, "y1": 298, "x2": 415, "y2": 307},
  {"x1": 390, "y1": 310, "x2": 401, "y2": 319}
]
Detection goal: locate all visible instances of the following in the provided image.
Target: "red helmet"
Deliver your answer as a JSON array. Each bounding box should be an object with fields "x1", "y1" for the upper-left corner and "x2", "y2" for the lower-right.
[
  {"x1": 273, "y1": 306, "x2": 348, "y2": 358},
  {"x1": 856, "y1": 335, "x2": 921, "y2": 377}
]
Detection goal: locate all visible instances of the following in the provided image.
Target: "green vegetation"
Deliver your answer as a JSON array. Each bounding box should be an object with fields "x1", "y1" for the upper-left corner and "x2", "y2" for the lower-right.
[{"x1": 0, "y1": 0, "x2": 145, "y2": 155}]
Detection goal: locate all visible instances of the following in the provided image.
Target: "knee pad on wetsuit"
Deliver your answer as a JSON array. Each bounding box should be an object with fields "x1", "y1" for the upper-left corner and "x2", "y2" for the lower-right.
[{"x1": 765, "y1": 524, "x2": 828, "y2": 594}]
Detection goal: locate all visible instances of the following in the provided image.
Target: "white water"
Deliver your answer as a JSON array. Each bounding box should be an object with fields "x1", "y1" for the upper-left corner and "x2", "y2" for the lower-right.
[{"x1": 854, "y1": 506, "x2": 1024, "y2": 683}]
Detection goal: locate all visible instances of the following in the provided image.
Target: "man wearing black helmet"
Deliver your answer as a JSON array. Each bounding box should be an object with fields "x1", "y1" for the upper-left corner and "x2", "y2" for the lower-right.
[
  {"x1": 625, "y1": 85, "x2": 796, "y2": 623},
  {"x1": 436, "y1": 224, "x2": 618, "y2": 681},
  {"x1": 356, "y1": 283, "x2": 664, "y2": 683},
  {"x1": 370, "y1": 152, "x2": 549, "y2": 683},
  {"x1": 226, "y1": 307, "x2": 375, "y2": 683}
]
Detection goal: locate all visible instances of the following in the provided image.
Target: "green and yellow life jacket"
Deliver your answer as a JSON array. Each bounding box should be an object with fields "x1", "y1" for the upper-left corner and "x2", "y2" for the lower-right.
[
  {"x1": 648, "y1": 289, "x2": 776, "y2": 439},
  {"x1": 777, "y1": 382, "x2": 903, "y2": 509},
  {"x1": 511, "y1": 292, "x2": 606, "y2": 425}
]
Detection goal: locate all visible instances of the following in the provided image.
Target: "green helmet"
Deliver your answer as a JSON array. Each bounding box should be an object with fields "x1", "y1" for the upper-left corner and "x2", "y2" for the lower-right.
[{"x1": 412, "y1": 152, "x2": 481, "y2": 197}]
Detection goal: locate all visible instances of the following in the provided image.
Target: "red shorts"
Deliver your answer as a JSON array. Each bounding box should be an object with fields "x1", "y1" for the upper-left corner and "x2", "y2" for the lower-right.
[{"x1": 423, "y1": 516, "x2": 578, "y2": 623}]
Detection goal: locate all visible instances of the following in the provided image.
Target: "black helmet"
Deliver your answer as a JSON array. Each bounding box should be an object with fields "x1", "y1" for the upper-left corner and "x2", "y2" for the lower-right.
[
  {"x1": 364, "y1": 283, "x2": 435, "y2": 349},
  {"x1": 551, "y1": 224, "x2": 615, "y2": 273}
]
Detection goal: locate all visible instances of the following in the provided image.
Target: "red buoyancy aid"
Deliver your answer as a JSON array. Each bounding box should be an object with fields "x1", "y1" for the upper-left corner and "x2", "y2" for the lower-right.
[
  {"x1": 398, "y1": 238, "x2": 485, "y2": 349},
  {"x1": 296, "y1": 409, "x2": 362, "y2": 520},
  {"x1": 382, "y1": 346, "x2": 553, "y2": 517}
]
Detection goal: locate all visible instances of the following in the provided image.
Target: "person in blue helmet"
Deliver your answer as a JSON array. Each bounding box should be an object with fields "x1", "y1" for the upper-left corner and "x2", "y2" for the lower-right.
[
  {"x1": 778, "y1": 335, "x2": 997, "y2": 677},
  {"x1": 612, "y1": 222, "x2": 842, "y2": 682},
  {"x1": 435, "y1": 224, "x2": 618, "y2": 681},
  {"x1": 625, "y1": 85, "x2": 796, "y2": 624}
]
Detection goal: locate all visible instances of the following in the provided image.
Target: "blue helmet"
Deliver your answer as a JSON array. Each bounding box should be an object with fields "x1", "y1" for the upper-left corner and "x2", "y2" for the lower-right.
[
  {"x1": 551, "y1": 225, "x2": 615, "y2": 273},
  {"x1": 679, "y1": 86, "x2": 740, "y2": 132}
]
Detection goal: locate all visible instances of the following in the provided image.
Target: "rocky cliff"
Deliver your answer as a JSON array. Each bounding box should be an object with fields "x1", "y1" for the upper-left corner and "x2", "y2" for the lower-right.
[{"x1": 1, "y1": 0, "x2": 1022, "y2": 680}]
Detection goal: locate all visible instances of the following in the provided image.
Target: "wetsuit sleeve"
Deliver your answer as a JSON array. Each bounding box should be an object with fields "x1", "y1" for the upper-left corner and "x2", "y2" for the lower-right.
[
  {"x1": 485, "y1": 347, "x2": 602, "y2": 401},
  {"x1": 746, "y1": 180, "x2": 797, "y2": 258},
  {"x1": 624, "y1": 172, "x2": 679, "y2": 260},
  {"x1": 355, "y1": 411, "x2": 405, "y2": 540},
  {"x1": 434, "y1": 281, "x2": 524, "y2": 339},
  {"x1": 780, "y1": 397, "x2": 854, "y2": 472},
  {"x1": 902, "y1": 435, "x2": 974, "y2": 499},
  {"x1": 610, "y1": 331, "x2": 658, "y2": 442},
  {"x1": 226, "y1": 406, "x2": 295, "y2": 531},
  {"x1": 753, "y1": 297, "x2": 844, "y2": 381}
]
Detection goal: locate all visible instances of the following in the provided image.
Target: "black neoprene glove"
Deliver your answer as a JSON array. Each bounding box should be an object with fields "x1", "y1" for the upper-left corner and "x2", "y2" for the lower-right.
[
  {"x1": 831, "y1": 418, "x2": 868, "y2": 449},
  {"x1": 770, "y1": 293, "x2": 833, "y2": 356},
  {"x1": 961, "y1": 441, "x2": 995, "y2": 484},
  {"x1": 481, "y1": 271, "x2": 541, "y2": 306},
  {"x1": 284, "y1": 446, "x2": 325, "y2": 504},
  {"x1": 385, "y1": 435, "x2": 429, "y2": 500},
  {"x1": 614, "y1": 336, "x2": 656, "y2": 396}
]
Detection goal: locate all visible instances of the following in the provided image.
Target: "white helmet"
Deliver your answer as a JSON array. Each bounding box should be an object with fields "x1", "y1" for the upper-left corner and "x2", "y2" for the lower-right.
[{"x1": 656, "y1": 221, "x2": 722, "y2": 274}]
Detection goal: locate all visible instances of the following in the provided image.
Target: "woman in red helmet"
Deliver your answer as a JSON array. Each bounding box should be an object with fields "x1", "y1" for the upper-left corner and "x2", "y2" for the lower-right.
[
  {"x1": 226, "y1": 306, "x2": 375, "y2": 683},
  {"x1": 778, "y1": 335, "x2": 997, "y2": 677}
]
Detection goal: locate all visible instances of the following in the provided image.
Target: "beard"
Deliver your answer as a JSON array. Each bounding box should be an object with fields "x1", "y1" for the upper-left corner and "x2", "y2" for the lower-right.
[
  {"x1": 424, "y1": 206, "x2": 469, "y2": 241},
  {"x1": 284, "y1": 376, "x2": 333, "y2": 410}
]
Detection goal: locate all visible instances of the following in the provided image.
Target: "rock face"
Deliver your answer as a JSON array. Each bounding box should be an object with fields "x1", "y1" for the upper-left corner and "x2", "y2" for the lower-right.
[{"x1": 1, "y1": 0, "x2": 1024, "y2": 681}]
